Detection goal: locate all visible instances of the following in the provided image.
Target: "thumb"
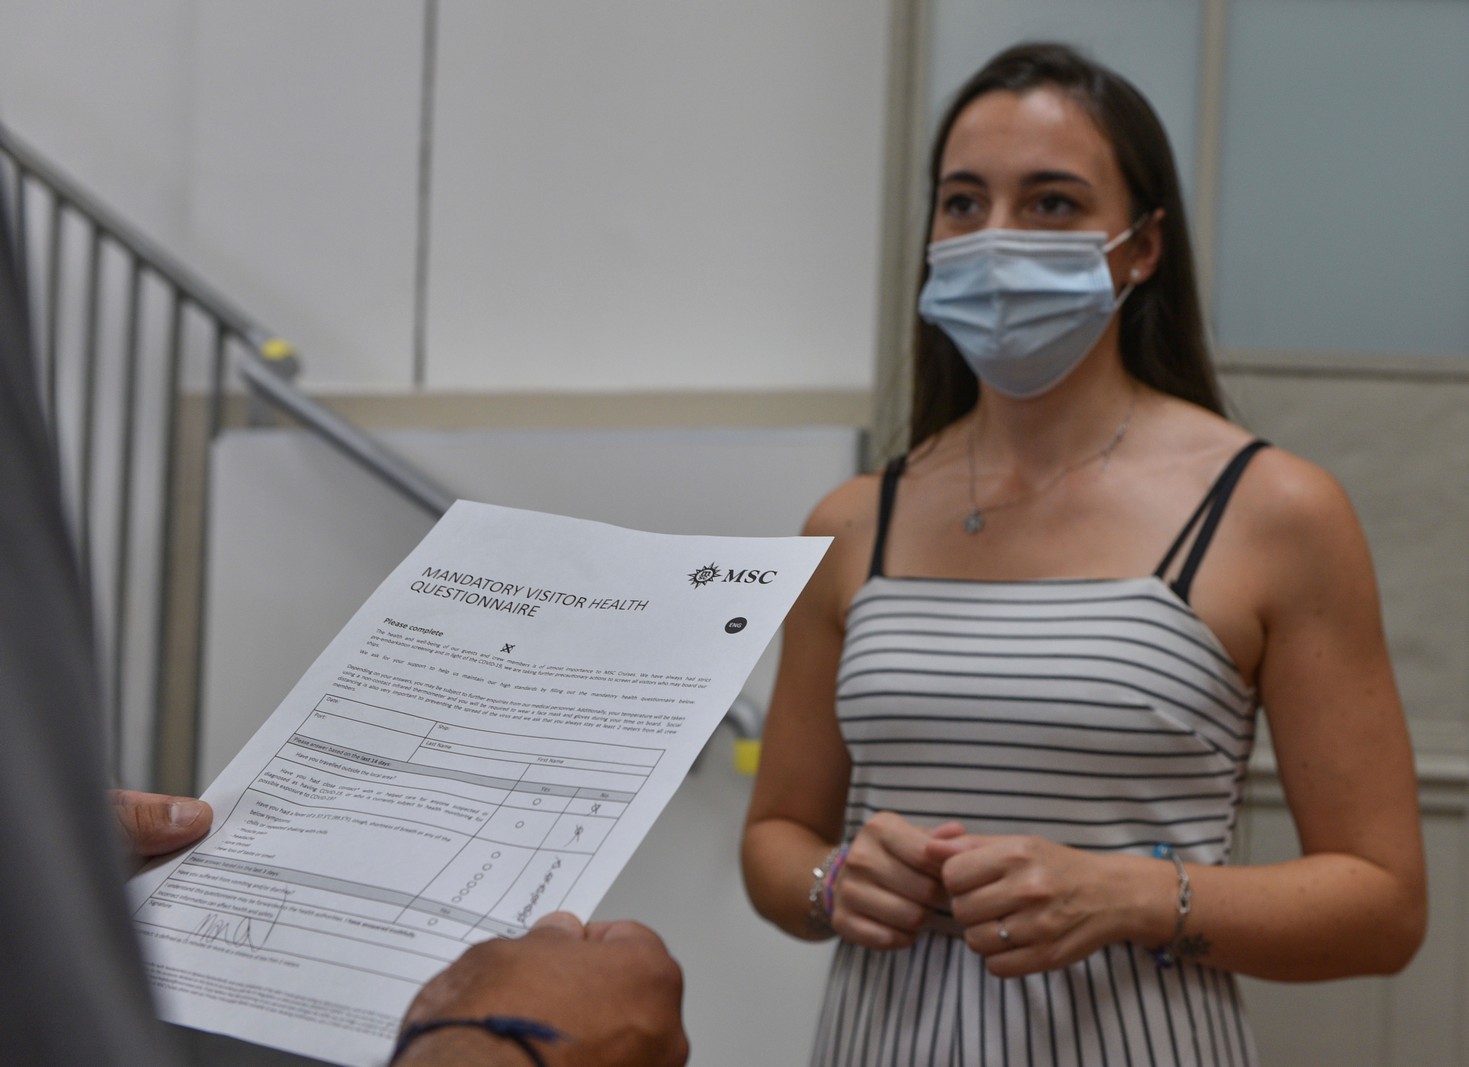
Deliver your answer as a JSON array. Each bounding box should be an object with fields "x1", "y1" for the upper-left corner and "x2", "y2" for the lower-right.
[
  {"x1": 528, "y1": 911, "x2": 586, "y2": 939},
  {"x1": 109, "y1": 790, "x2": 211, "y2": 857}
]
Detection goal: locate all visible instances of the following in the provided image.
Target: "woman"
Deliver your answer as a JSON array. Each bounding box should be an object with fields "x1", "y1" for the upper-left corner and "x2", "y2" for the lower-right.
[{"x1": 741, "y1": 42, "x2": 1425, "y2": 1066}]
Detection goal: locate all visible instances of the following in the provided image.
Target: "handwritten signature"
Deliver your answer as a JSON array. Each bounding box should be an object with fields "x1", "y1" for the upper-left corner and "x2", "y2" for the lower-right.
[
  {"x1": 191, "y1": 911, "x2": 262, "y2": 949},
  {"x1": 190, "y1": 887, "x2": 288, "y2": 950}
]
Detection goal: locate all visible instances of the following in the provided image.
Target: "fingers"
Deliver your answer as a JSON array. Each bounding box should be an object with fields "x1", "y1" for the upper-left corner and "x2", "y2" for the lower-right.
[
  {"x1": 108, "y1": 789, "x2": 212, "y2": 859},
  {"x1": 938, "y1": 838, "x2": 1028, "y2": 929},
  {"x1": 924, "y1": 830, "x2": 993, "y2": 868},
  {"x1": 832, "y1": 815, "x2": 962, "y2": 949},
  {"x1": 865, "y1": 812, "x2": 950, "y2": 878},
  {"x1": 834, "y1": 907, "x2": 925, "y2": 950},
  {"x1": 530, "y1": 911, "x2": 586, "y2": 938},
  {"x1": 973, "y1": 916, "x2": 1019, "y2": 958},
  {"x1": 930, "y1": 836, "x2": 1112, "y2": 977},
  {"x1": 527, "y1": 913, "x2": 668, "y2": 947},
  {"x1": 586, "y1": 919, "x2": 665, "y2": 947},
  {"x1": 961, "y1": 914, "x2": 1092, "y2": 979},
  {"x1": 960, "y1": 917, "x2": 1051, "y2": 979},
  {"x1": 930, "y1": 833, "x2": 1045, "y2": 900}
]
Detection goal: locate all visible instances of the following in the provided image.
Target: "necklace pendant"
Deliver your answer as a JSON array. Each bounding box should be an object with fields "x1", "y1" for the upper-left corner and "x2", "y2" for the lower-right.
[{"x1": 963, "y1": 508, "x2": 985, "y2": 534}]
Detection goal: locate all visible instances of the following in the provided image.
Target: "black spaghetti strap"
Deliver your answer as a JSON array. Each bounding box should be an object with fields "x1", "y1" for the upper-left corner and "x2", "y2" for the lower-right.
[
  {"x1": 868, "y1": 455, "x2": 907, "y2": 579},
  {"x1": 1155, "y1": 439, "x2": 1270, "y2": 604},
  {"x1": 1154, "y1": 491, "x2": 1214, "y2": 582}
]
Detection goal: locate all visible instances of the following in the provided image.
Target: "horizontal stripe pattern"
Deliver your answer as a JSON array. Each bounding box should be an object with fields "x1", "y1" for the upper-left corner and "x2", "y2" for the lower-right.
[{"x1": 812, "y1": 575, "x2": 1260, "y2": 1067}]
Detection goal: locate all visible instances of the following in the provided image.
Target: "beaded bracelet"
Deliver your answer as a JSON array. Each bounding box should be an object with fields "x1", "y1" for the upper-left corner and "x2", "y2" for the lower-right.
[
  {"x1": 389, "y1": 1015, "x2": 564, "y2": 1066},
  {"x1": 1151, "y1": 843, "x2": 1193, "y2": 968},
  {"x1": 822, "y1": 844, "x2": 849, "y2": 917},
  {"x1": 807, "y1": 844, "x2": 848, "y2": 931}
]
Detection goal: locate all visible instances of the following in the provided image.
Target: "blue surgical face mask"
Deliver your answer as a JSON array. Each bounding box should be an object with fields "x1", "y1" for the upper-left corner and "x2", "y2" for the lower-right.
[{"x1": 917, "y1": 222, "x2": 1141, "y2": 399}]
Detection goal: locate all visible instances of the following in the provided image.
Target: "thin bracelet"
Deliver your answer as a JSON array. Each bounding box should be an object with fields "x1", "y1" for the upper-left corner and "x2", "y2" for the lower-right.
[
  {"x1": 390, "y1": 1016, "x2": 564, "y2": 1066},
  {"x1": 822, "y1": 845, "x2": 849, "y2": 917},
  {"x1": 1151, "y1": 843, "x2": 1193, "y2": 968},
  {"x1": 807, "y1": 844, "x2": 847, "y2": 931}
]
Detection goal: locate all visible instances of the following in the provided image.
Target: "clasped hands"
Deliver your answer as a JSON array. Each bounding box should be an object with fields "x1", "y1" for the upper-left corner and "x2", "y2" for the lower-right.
[{"x1": 828, "y1": 811, "x2": 1134, "y2": 978}]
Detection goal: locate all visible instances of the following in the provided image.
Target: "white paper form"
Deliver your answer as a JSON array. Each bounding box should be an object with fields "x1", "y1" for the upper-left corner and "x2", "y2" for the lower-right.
[{"x1": 128, "y1": 501, "x2": 829, "y2": 1066}]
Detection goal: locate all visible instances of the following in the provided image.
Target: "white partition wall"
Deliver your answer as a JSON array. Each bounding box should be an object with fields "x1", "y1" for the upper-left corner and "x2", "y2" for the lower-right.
[
  {"x1": 1214, "y1": 0, "x2": 1469, "y2": 357},
  {"x1": 426, "y1": 1, "x2": 889, "y2": 393},
  {"x1": 188, "y1": 2, "x2": 426, "y2": 388},
  {"x1": 0, "y1": 1, "x2": 892, "y2": 395},
  {"x1": 924, "y1": 0, "x2": 1206, "y2": 197}
]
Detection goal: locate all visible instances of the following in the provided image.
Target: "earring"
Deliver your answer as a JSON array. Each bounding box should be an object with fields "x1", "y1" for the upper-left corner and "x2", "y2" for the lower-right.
[{"x1": 1130, "y1": 268, "x2": 1142, "y2": 281}]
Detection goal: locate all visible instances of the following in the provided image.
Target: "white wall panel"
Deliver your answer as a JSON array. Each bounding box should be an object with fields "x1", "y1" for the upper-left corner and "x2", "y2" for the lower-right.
[
  {"x1": 425, "y1": 1, "x2": 890, "y2": 392},
  {"x1": 1237, "y1": 772, "x2": 1468, "y2": 1067},
  {"x1": 1215, "y1": 0, "x2": 1469, "y2": 356},
  {"x1": 2, "y1": 1, "x2": 892, "y2": 395},
  {"x1": 925, "y1": 1, "x2": 1205, "y2": 204},
  {"x1": 0, "y1": 0, "x2": 197, "y2": 250},
  {"x1": 189, "y1": 1, "x2": 423, "y2": 388},
  {"x1": 1220, "y1": 367, "x2": 1469, "y2": 744}
]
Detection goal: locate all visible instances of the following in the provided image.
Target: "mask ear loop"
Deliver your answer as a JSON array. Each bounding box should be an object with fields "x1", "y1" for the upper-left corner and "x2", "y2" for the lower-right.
[
  {"x1": 1104, "y1": 210, "x2": 1155, "y2": 307},
  {"x1": 1102, "y1": 211, "x2": 1152, "y2": 253}
]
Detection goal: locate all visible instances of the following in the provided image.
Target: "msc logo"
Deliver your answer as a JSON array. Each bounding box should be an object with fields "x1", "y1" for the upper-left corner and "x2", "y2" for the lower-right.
[
  {"x1": 687, "y1": 562, "x2": 778, "y2": 588},
  {"x1": 725, "y1": 568, "x2": 778, "y2": 584},
  {"x1": 688, "y1": 562, "x2": 721, "y2": 588}
]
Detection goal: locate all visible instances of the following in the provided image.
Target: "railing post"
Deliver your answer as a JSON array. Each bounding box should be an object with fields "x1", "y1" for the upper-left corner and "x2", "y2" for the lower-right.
[{"x1": 248, "y1": 337, "x2": 301, "y2": 427}]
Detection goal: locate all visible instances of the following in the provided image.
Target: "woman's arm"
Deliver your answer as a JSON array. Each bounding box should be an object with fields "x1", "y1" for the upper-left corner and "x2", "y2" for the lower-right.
[
  {"x1": 742, "y1": 482, "x2": 864, "y2": 939},
  {"x1": 741, "y1": 478, "x2": 952, "y2": 946},
  {"x1": 739, "y1": 522, "x2": 853, "y2": 939},
  {"x1": 1189, "y1": 450, "x2": 1426, "y2": 978},
  {"x1": 929, "y1": 451, "x2": 1426, "y2": 981}
]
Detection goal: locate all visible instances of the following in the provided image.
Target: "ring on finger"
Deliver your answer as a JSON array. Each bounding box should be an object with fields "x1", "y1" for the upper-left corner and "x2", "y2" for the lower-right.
[{"x1": 996, "y1": 920, "x2": 1012, "y2": 946}]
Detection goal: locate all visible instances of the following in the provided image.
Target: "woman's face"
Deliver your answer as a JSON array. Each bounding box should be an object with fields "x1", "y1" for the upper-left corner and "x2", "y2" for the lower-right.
[{"x1": 931, "y1": 87, "x2": 1149, "y2": 264}]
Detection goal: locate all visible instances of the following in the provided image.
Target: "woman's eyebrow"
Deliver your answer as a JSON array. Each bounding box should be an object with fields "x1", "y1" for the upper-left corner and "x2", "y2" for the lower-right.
[
  {"x1": 1022, "y1": 169, "x2": 1092, "y2": 188},
  {"x1": 937, "y1": 169, "x2": 1094, "y2": 189},
  {"x1": 937, "y1": 170, "x2": 986, "y2": 187}
]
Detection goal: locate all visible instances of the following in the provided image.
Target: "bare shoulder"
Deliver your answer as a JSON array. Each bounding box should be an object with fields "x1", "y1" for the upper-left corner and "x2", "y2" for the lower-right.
[
  {"x1": 1148, "y1": 397, "x2": 1355, "y2": 538},
  {"x1": 801, "y1": 469, "x2": 884, "y2": 539},
  {"x1": 794, "y1": 469, "x2": 888, "y2": 622},
  {"x1": 1231, "y1": 446, "x2": 1362, "y2": 546},
  {"x1": 1225, "y1": 445, "x2": 1380, "y2": 626}
]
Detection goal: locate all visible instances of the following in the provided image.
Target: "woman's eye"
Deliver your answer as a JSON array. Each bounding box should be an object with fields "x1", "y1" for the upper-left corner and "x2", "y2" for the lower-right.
[
  {"x1": 941, "y1": 192, "x2": 982, "y2": 219},
  {"x1": 1032, "y1": 193, "x2": 1078, "y2": 219}
]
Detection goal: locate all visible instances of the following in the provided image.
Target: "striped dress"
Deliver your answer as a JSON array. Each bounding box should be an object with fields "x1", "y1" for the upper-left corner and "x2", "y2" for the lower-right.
[{"x1": 809, "y1": 443, "x2": 1266, "y2": 1067}]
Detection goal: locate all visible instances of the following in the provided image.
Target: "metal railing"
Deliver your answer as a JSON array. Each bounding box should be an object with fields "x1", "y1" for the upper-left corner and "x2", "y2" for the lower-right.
[
  {"x1": 0, "y1": 122, "x2": 769, "y2": 793},
  {"x1": 0, "y1": 122, "x2": 453, "y2": 792}
]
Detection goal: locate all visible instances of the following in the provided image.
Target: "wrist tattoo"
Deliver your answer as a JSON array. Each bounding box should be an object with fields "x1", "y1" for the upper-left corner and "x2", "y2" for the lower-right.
[{"x1": 1175, "y1": 932, "x2": 1212, "y2": 961}]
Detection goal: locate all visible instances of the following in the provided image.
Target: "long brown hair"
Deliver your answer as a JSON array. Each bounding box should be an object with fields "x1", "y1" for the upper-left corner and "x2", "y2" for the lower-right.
[{"x1": 908, "y1": 42, "x2": 1222, "y2": 449}]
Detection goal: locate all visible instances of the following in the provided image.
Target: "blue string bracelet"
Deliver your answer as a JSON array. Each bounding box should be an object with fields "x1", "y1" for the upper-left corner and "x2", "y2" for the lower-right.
[{"x1": 389, "y1": 1015, "x2": 565, "y2": 1066}]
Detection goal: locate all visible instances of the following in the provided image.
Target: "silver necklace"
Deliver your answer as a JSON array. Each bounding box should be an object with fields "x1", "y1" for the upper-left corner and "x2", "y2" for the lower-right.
[{"x1": 962, "y1": 388, "x2": 1138, "y2": 534}]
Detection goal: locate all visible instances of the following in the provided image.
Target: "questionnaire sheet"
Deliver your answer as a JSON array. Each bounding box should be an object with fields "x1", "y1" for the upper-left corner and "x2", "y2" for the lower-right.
[{"x1": 128, "y1": 500, "x2": 829, "y2": 1065}]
